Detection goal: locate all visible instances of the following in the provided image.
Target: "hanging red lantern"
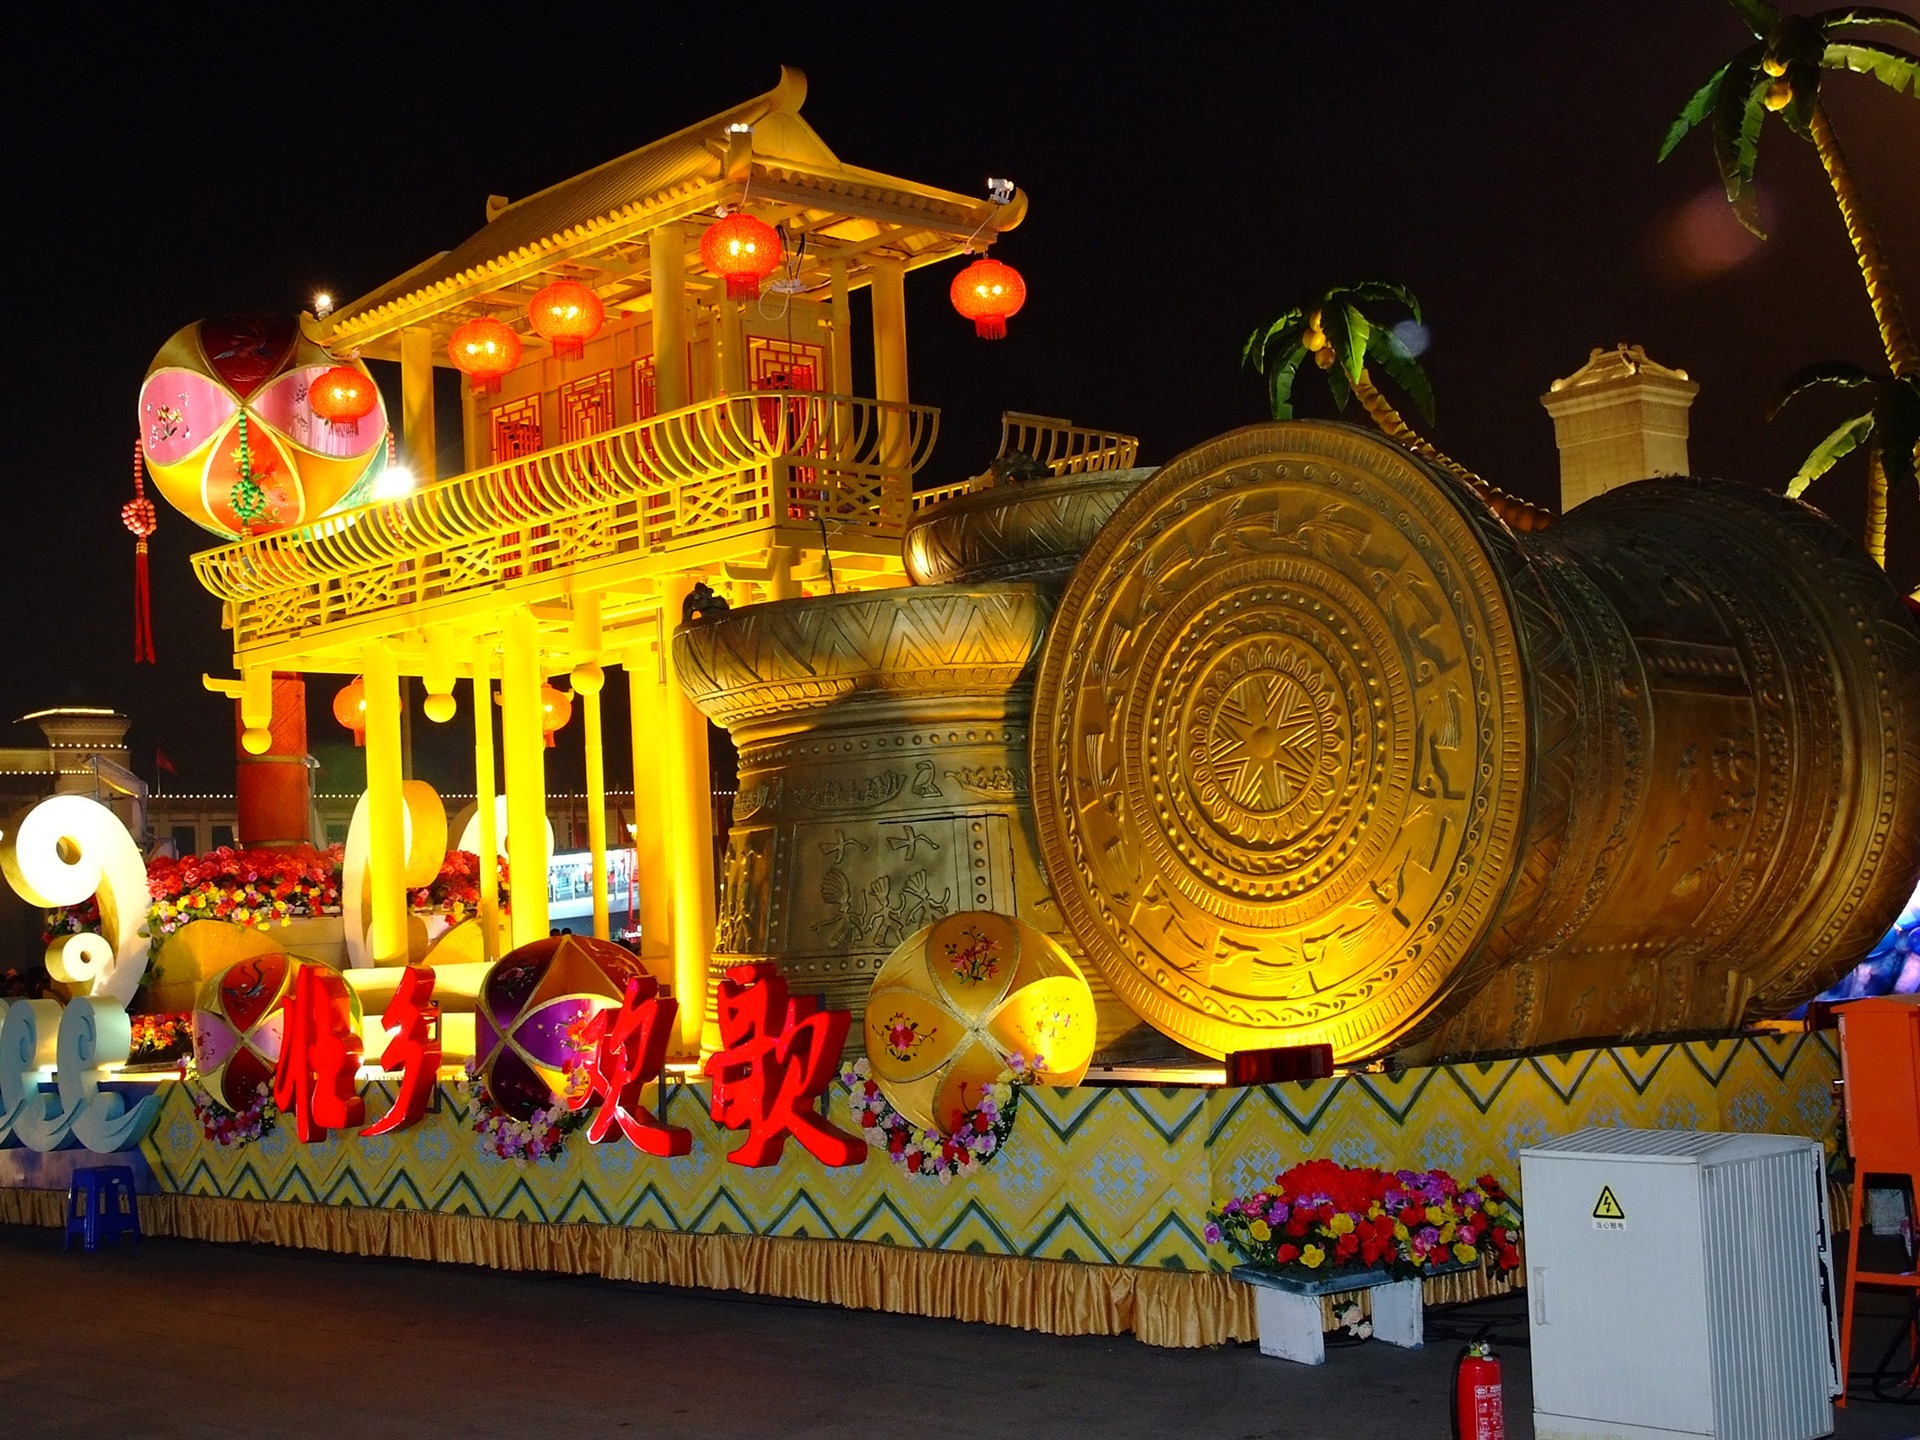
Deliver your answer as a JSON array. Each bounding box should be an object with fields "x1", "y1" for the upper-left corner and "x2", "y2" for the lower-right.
[
  {"x1": 700, "y1": 213, "x2": 783, "y2": 299},
  {"x1": 308, "y1": 365, "x2": 378, "y2": 437},
  {"x1": 447, "y1": 318, "x2": 522, "y2": 396},
  {"x1": 333, "y1": 677, "x2": 367, "y2": 746},
  {"x1": 528, "y1": 279, "x2": 604, "y2": 361},
  {"x1": 950, "y1": 256, "x2": 1026, "y2": 340},
  {"x1": 541, "y1": 682, "x2": 573, "y2": 749},
  {"x1": 122, "y1": 440, "x2": 158, "y2": 665}
]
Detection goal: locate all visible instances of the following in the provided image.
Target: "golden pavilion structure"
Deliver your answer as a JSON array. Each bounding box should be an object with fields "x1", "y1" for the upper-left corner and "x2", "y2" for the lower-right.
[{"x1": 187, "y1": 67, "x2": 1057, "y2": 1053}]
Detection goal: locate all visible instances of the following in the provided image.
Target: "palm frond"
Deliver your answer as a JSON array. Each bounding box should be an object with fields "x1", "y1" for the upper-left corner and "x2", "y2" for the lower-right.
[
  {"x1": 1819, "y1": 6, "x2": 1920, "y2": 38},
  {"x1": 1242, "y1": 310, "x2": 1304, "y2": 371},
  {"x1": 1876, "y1": 377, "x2": 1920, "y2": 494},
  {"x1": 1324, "y1": 360, "x2": 1353, "y2": 413},
  {"x1": 1769, "y1": 359, "x2": 1880, "y2": 419},
  {"x1": 1661, "y1": 61, "x2": 1734, "y2": 159},
  {"x1": 1730, "y1": 0, "x2": 1783, "y2": 38},
  {"x1": 1710, "y1": 48, "x2": 1770, "y2": 236},
  {"x1": 1337, "y1": 305, "x2": 1373, "y2": 384},
  {"x1": 1825, "y1": 39, "x2": 1920, "y2": 95},
  {"x1": 1264, "y1": 345, "x2": 1309, "y2": 421},
  {"x1": 1787, "y1": 410, "x2": 1876, "y2": 496},
  {"x1": 1342, "y1": 280, "x2": 1423, "y2": 322},
  {"x1": 1367, "y1": 325, "x2": 1435, "y2": 424}
]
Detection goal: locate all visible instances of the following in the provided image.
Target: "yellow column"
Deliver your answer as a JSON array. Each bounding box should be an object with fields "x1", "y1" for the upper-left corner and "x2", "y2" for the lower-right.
[
  {"x1": 500, "y1": 609, "x2": 550, "y2": 948},
  {"x1": 626, "y1": 632, "x2": 674, "y2": 969},
  {"x1": 661, "y1": 577, "x2": 716, "y2": 1054},
  {"x1": 399, "y1": 326, "x2": 438, "y2": 483},
  {"x1": 473, "y1": 667, "x2": 501, "y2": 963},
  {"x1": 829, "y1": 256, "x2": 855, "y2": 462},
  {"x1": 870, "y1": 258, "x2": 910, "y2": 468},
  {"x1": 361, "y1": 647, "x2": 410, "y2": 965},
  {"x1": 573, "y1": 596, "x2": 609, "y2": 941},
  {"x1": 716, "y1": 287, "x2": 747, "y2": 397},
  {"x1": 650, "y1": 223, "x2": 690, "y2": 413}
]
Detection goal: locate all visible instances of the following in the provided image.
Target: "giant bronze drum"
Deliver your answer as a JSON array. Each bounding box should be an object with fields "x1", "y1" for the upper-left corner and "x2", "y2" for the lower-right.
[{"x1": 1029, "y1": 422, "x2": 1920, "y2": 1062}]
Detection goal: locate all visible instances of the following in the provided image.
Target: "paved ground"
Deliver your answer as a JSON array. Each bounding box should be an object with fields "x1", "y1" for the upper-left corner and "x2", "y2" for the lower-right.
[{"x1": 4, "y1": 1225, "x2": 1919, "y2": 1439}]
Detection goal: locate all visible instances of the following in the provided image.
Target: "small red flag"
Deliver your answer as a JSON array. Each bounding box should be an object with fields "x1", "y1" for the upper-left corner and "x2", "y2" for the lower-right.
[{"x1": 154, "y1": 747, "x2": 178, "y2": 776}]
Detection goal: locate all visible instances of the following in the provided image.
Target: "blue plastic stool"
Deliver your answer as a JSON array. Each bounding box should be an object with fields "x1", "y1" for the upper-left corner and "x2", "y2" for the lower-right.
[{"x1": 64, "y1": 1166, "x2": 141, "y2": 1251}]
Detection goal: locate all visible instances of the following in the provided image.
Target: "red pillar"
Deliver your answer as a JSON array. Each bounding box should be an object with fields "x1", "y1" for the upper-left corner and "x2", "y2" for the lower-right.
[{"x1": 234, "y1": 674, "x2": 312, "y2": 847}]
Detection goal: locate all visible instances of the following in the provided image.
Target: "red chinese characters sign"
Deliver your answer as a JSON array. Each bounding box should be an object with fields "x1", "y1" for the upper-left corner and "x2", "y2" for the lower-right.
[
  {"x1": 705, "y1": 962, "x2": 865, "y2": 1168},
  {"x1": 272, "y1": 964, "x2": 366, "y2": 1142},
  {"x1": 569, "y1": 975, "x2": 689, "y2": 1155},
  {"x1": 361, "y1": 966, "x2": 441, "y2": 1138}
]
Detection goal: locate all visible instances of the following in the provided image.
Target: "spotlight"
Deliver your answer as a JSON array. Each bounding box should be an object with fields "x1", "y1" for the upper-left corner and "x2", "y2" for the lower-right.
[
  {"x1": 987, "y1": 177, "x2": 1015, "y2": 205},
  {"x1": 313, "y1": 292, "x2": 335, "y2": 319},
  {"x1": 371, "y1": 464, "x2": 415, "y2": 501}
]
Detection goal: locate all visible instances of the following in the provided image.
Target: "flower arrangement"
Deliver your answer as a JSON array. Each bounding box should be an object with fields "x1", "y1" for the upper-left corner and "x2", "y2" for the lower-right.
[
  {"x1": 460, "y1": 1056, "x2": 590, "y2": 1163},
  {"x1": 42, "y1": 895, "x2": 102, "y2": 947},
  {"x1": 1207, "y1": 1159, "x2": 1522, "y2": 1281},
  {"x1": 127, "y1": 1012, "x2": 194, "y2": 1065},
  {"x1": 189, "y1": 1078, "x2": 279, "y2": 1147},
  {"x1": 408, "y1": 850, "x2": 509, "y2": 924},
  {"x1": 839, "y1": 1055, "x2": 1031, "y2": 1181},
  {"x1": 147, "y1": 844, "x2": 341, "y2": 939}
]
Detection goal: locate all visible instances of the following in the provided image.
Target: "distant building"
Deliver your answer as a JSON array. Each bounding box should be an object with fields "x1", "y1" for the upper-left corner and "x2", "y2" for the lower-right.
[{"x1": 1540, "y1": 344, "x2": 1699, "y2": 510}]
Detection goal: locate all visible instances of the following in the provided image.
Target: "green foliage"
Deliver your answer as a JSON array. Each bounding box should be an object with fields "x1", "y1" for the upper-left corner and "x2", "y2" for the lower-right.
[
  {"x1": 1773, "y1": 362, "x2": 1920, "y2": 497},
  {"x1": 1244, "y1": 281, "x2": 1432, "y2": 423},
  {"x1": 1660, "y1": 4, "x2": 1920, "y2": 237}
]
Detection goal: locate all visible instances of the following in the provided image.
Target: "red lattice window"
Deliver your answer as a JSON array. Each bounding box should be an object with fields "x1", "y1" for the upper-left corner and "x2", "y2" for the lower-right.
[
  {"x1": 558, "y1": 369, "x2": 615, "y2": 443},
  {"x1": 490, "y1": 396, "x2": 543, "y2": 463},
  {"x1": 749, "y1": 338, "x2": 823, "y2": 392},
  {"x1": 632, "y1": 357, "x2": 657, "y2": 420}
]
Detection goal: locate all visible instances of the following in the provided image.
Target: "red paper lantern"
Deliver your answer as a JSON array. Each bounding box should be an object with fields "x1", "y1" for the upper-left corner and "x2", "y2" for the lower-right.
[
  {"x1": 447, "y1": 318, "x2": 522, "y2": 396},
  {"x1": 308, "y1": 366, "x2": 378, "y2": 437},
  {"x1": 700, "y1": 213, "x2": 783, "y2": 300},
  {"x1": 528, "y1": 279, "x2": 604, "y2": 361},
  {"x1": 950, "y1": 257, "x2": 1027, "y2": 340},
  {"x1": 541, "y1": 682, "x2": 573, "y2": 749},
  {"x1": 333, "y1": 677, "x2": 366, "y2": 746}
]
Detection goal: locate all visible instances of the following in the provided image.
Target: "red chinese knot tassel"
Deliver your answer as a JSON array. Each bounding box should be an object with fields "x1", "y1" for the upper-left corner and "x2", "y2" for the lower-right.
[{"x1": 122, "y1": 440, "x2": 159, "y2": 663}]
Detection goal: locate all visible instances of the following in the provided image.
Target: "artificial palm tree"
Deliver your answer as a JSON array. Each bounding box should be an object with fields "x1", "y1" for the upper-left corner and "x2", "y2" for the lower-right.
[
  {"x1": 1772, "y1": 361, "x2": 1920, "y2": 565},
  {"x1": 1661, "y1": 2, "x2": 1920, "y2": 557},
  {"x1": 1244, "y1": 281, "x2": 1553, "y2": 531}
]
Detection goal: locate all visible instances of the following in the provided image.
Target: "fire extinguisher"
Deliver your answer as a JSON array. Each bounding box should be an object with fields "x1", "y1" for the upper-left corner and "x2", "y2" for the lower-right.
[{"x1": 1452, "y1": 1342, "x2": 1504, "y2": 1440}]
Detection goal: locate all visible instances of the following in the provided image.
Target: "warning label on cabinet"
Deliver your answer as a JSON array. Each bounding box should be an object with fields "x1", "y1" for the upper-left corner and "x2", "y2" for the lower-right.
[{"x1": 1592, "y1": 1185, "x2": 1627, "y2": 1231}]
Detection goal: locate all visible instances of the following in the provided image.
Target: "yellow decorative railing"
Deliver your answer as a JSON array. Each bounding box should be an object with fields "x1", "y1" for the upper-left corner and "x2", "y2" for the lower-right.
[
  {"x1": 193, "y1": 393, "x2": 937, "y2": 644},
  {"x1": 998, "y1": 411, "x2": 1139, "y2": 475}
]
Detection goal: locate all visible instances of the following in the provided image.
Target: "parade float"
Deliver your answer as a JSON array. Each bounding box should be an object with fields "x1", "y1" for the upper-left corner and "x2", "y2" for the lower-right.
[{"x1": 3, "y1": 64, "x2": 1915, "y2": 1350}]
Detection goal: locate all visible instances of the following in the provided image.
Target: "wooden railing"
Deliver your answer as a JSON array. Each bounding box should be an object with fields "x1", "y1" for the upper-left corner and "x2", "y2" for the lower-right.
[
  {"x1": 998, "y1": 411, "x2": 1139, "y2": 475},
  {"x1": 193, "y1": 393, "x2": 937, "y2": 646}
]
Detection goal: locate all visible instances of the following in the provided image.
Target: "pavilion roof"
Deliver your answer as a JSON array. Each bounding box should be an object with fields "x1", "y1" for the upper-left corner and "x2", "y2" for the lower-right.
[{"x1": 322, "y1": 66, "x2": 1025, "y2": 361}]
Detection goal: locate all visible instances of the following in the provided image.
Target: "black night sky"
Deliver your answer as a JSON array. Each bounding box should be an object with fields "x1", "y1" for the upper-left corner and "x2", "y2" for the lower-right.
[{"x1": 3, "y1": 2, "x2": 1917, "y2": 796}]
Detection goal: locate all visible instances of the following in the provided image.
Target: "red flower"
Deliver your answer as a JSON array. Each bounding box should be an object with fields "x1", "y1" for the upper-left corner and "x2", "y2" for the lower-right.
[{"x1": 1275, "y1": 1243, "x2": 1300, "y2": 1264}]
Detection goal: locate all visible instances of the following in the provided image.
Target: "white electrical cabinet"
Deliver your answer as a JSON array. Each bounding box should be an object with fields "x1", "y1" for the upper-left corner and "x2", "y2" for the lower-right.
[{"x1": 1519, "y1": 1127, "x2": 1840, "y2": 1440}]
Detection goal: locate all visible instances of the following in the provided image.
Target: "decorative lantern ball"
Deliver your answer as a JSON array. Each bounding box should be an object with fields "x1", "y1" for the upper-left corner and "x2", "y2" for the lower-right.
[
  {"x1": 473, "y1": 935, "x2": 660, "y2": 1120},
  {"x1": 700, "y1": 212, "x2": 783, "y2": 299},
  {"x1": 529, "y1": 279, "x2": 604, "y2": 361},
  {"x1": 448, "y1": 317, "x2": 522, "y2": 396},
  {"x1": 138, "y1": 315, "x2": 390, "y2": 539},
  {"x1": 192, "y1": 952, "x2": 362, "y2": 1112},
  {"x1": 120, "y1": 494, "x2": 158, "y2": 539},
  {"x1": 864, "y1": 911, "x2": 1096, "y2": 1136},
  {"x1": 308, "y1": 365, "x2": 379, "y2": 437},
  {"x1": 333, "y1": 676, "x2": 367, "y2": 745},
  {"x1": 950, "y1": 257, "x2": 1027, "y2": 340},
  {"x1": 541, "y1": 682, "x2": 573, "y2": 748}
]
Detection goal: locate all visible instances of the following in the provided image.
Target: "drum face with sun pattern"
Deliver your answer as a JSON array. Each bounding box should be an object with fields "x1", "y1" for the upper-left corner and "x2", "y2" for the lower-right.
[{"x1": 138, "y1": 314, "x2": 388, "y2": 538}]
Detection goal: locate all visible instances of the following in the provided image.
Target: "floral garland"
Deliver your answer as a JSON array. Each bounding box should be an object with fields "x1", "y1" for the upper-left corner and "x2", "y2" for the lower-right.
[
  {"x1": 459, "y1": 1057, "x2": 590, "y2": 1163},
  {"x1": 409, "y1": 850, "x2": 510, "y2": 924},
  {"x1": 146, "y1": 844, "x2": 341, "y2": 939},
  {"x1": 189, "y1": 1078, "x2": 279, "y2": 1148},
  {"x1": 839, "y1": 1055, "x2": 1031, "y2": 1181},
  {"x1": 128, "y1": 1013, "x2": 194, "y2": 1065},
  {"x1": 1208, "y1": 1159, "x2": 1523, "y2": 1281}
]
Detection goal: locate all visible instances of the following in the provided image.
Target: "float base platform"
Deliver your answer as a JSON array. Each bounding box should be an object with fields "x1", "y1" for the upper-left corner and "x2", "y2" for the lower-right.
[{"x1": 0, "y1": 1032, "x2": 1836, "y2": 1347}]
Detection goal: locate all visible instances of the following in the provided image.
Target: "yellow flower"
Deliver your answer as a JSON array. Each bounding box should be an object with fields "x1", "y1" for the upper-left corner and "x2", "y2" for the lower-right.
[
  {"x1": 1249, "y1": 1219, "x2": 1272, "y2": 1242},
  {"x1": 1300, "y1": 1244, "x2": 1326, "y2": 1269},
  {"x1": 1453, "y1": 1242, "x2": 1479, "y2": 1265},
  {"x1": 1393, "y1": 1222, "x2": 1410, "y2": 1241},
  {"x1": 1329, "y1": 1213, "x2": 1355, "y2": 1235},
  {"x1": 1440, "y1": 1222, "x2": 1456, "y2": 1245},
  {"x1": 1425, "y1": 1204, "x2": 1445, "y2": 1225}
]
